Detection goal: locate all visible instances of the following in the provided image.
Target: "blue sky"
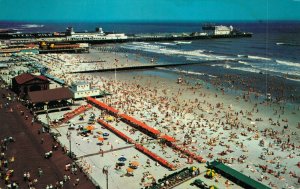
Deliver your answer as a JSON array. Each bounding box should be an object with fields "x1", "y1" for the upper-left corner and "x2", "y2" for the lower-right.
[{"x1": 0, "y1": 0, "x2": 299, "y2": 22}]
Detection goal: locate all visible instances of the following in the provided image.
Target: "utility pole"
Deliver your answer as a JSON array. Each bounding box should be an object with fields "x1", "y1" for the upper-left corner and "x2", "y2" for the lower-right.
[
  {"x1": 103, "y1": 166, "x2": 109, "y2": 189},
  {"x1": 114, "y1": 58, "x2": 118, "y2": 83},
  {"x1": 67, "y1": 131, "x2": 72, "y2": 159}
]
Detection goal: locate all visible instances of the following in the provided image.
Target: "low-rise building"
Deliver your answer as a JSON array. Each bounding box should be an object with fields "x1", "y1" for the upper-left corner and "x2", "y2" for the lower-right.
[
  {"x1": 12, "y1": 73, "x2": 50, "y2": 98},
  {"x1": 27, "y1": 87, "x2": 73, "y2": 114},
  {"x1": 69, "y1": 81, "x2": 102, "y2": 100}
]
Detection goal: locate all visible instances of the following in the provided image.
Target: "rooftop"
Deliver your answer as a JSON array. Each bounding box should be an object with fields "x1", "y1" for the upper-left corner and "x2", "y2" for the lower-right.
[
  {"x1": 28, "y1": 87, "x2": 73, "y2": 103},
  {"x1": 210, "y1": 160, "x2": 271, "y2": 189},
  {"x1": 14, "y1": 73, "x2": 49, "y2": 85}
]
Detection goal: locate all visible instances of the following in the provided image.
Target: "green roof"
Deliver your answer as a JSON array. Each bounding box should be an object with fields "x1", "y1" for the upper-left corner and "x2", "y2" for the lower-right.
[{"x1": 210, "y1": 161, "x2": 271, "y2": 189}]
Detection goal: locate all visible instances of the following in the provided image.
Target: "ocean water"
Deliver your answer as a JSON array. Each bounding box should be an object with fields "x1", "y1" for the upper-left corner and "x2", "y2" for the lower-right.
[{"x1": 1, "y1": 21, "x2": 300, "y2": 101}]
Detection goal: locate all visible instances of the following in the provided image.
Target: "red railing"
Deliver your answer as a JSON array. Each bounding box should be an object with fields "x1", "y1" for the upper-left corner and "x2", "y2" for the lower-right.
[
  {"x1": 171, "y1": 143, "x2": 205, "y2": 163},
  {"x1": 97, "y1": 119, "x2": 135, "y2": 144},
  {"x1": 135, "y1": 143, "x2": 176, "y2": 170},
  {"x1": 87, "y1": 97, "x2": 119, "y2": 115},
  {"x1": 119, "y1": 113, "x2": 161, "y2": 136},
  {"x1": 55, "y1": 104, "x2": 92, "y2": 125},
  {"x1": 97, "y1": 119, "x2": 176, "y2": 170},
  {"x1": 160, "y1": 135, "x2": 176, "y2": 142},
  {"x1": 88, "y1": 97, "x2": 205, "y2": 164}
]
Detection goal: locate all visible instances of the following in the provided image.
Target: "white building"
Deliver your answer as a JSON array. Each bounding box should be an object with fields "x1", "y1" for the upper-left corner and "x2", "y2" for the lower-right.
[
  {"x1": 69, "y1": 81, "x2": 102, "y2": 99},
  {"x1": 214, "y1": 26, "x2": 232, "y2": 35},
  {"x1": 65, "y1": 27, "x2": 128, "y2": 41},
  {"x1": 202, "y1": 25, "x2": 233, "y2": 35}
]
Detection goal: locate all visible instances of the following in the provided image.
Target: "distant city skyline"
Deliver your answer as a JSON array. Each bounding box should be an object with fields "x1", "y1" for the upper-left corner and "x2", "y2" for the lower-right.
[{"x1": 0, "y1": 0, "x2": 299, "y2": 22}]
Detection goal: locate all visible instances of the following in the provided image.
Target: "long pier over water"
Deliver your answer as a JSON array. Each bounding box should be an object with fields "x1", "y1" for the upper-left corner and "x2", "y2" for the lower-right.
[{"x1": 68, "y1": 61, "x2": 213, "y2": 74}]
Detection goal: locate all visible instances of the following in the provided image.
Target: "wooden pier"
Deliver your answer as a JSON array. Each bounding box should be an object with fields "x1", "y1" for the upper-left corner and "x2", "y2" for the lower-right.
[{"x1": 69, "y1": 61, "x2": 214, "y2": 74}]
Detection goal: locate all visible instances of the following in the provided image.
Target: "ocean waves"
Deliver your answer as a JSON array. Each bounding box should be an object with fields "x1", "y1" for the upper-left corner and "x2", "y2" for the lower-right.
[
  {"x1": 156, "y1": 67, "x2": 217, "y2": 78},
  {"x1": 276, "y1": 60, "x2": 300, "y2": 68},
  {"x1": 276, "y1": 42, "x2": 300, "y2": 47},
  {"x1": 122, "y1": 41, "x2": 300, "y2": 81},
  {"x1": 248, "y1": 55, "x2": 272, "y2": 61},
  {"x1": 123, "y1": 42, "x2": 232, "y2": 61},
  {"x1": 21, "y1": 24, "x2": 44, "y2": 28}
]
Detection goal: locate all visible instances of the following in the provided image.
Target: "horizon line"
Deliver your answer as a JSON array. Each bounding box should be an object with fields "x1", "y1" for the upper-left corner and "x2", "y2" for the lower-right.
[{"x1": 1, "y1": 19, "x2": 300, "y2": 24}]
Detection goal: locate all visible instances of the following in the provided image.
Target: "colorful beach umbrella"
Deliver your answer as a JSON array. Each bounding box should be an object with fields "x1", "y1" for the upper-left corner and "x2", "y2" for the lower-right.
[
  {"x1": 85, "y1": 125, "x2": 95, "y2": 131},
  {"x1": 206, "y1": 169, "x2": 215, "y2": 178},
  {"x1": 126, "y1": 167, "x2": 134, "y2": 173},
  {"x1": 118, "y1": 156, "x2": 127, "y2": 162},
  {"x1": 103, "y1": 133, "x2": 109, "y2": 137},
  {"x1": 98, "y1": 137, "x2": 104, "y2": 142},
  {"x1": 130, "y1": 161, "x2": 140, "y2": 167},
  {"x1": 105, "y1": 116, "x2": 114, "y2": 122},
  {"x1": 209, "y1": 185, "x2": 218, "y2": 189}
]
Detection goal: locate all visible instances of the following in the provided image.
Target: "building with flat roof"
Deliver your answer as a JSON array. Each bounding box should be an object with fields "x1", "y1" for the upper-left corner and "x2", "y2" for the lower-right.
[
  {"x1": 27, "y1": 87, "x2": 73, "y2": 114},
  {"x1": 208, "y1": 160, "x2": 271, "y2": 189},
  {"x1": 69, "y1": 81, "x2": 102, "y2": 100}
]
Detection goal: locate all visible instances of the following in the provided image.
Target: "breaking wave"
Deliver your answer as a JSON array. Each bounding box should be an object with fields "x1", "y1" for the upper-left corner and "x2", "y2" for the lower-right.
[
  {"x1": 275, "y1": 60, "x2": 300, "y2": 68},
  {"x1": 238, "y1": 61, "x2": 251, "y2": 66},
  {"x1": 156, "y1": 67, "x2": 216, "y2": 78},
  {"x1": 228, "y1": 67, "x2": 262, "y2": 74},
  {"x1": 276, "y1": 42, "x2": 300, "y2": 47},
  {"x1": 123, "y1": 43, "x2": 234, "y2": 62},
  {"x1": 21, "y1": 24, "x2": 45, "y2": 28},
  {"x1": 248, "y1": 55, "x2": 272, "y2": 61}
]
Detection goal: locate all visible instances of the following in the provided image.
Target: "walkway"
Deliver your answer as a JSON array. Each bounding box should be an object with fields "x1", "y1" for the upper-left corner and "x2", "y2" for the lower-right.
[{"x1": 0, "y1": 81, "x2": 96, "y2": 189}]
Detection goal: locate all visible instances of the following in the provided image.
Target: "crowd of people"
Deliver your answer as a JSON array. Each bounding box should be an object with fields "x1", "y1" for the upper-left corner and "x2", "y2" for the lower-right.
[{"x1": 2, "y1": 49, "x2": 299, "y2": 189}]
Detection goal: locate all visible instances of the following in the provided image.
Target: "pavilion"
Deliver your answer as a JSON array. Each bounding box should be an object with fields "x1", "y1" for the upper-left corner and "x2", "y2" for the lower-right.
[{"x1": 27, "y1": 87, "x2": 73, "y2": 114}]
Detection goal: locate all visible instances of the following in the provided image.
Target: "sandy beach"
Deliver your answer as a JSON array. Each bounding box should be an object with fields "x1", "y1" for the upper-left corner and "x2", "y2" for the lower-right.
[{"x1": 1, "y1": 46, "x2": 299, "y2": 189}]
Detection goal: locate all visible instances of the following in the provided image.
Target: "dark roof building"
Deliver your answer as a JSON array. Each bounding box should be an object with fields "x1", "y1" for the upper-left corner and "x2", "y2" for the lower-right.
[
  {"x1": 27, "y1": 87, "x2": 73, "y2": 114},
  {"x1": 12, "y1": 73, "x2": 49, "y2": 98},
  {"x1": 208, "y1": 160, "x2": 271, "y2": 189},
  {"x1": 28, "y1": 87, "x2": 72, "y2": 104},
  {"x1": 14, "y1": 73, "x2": 48, "y2": 85}
]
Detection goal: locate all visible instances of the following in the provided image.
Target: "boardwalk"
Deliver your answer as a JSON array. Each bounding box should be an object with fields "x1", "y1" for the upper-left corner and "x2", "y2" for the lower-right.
[{"x1": 0, "y1": 81, "x2": 96, "y2": 189}]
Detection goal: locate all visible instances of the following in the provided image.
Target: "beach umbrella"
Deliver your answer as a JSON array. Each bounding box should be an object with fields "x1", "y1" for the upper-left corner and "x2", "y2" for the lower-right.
[
  {"x1": 81, "y1": 129, "x2": 89, "y2": 134},
  {"x1": 130, "y1": 161, "x2": 140, "y2": 167},
  {"x1": 85, "y1": 125, "x2": 95, "y2": 131},
  {"x1": 98, "y1": 137, "x2": 104, "y2": 142},
  {"x1": 206, "y1": 169, "x2": 215, "y2": 178},
  {"x1": 126, "y1": 167, "x2": 134, "y2": 173},
  {"x1": 103, "y1": 133, "x2": 109, "y2": 137},
  {"x1": 118, "y1": 156, "x2": 127, "y2": 162},
  {"x1": 105, "y1": 116, "x2": 114, "y2": 122},
  {"x1": 191, "y1": 166, "x2": 197, "y2": 171},
  {"x1": 209, "y1": 185, "x2": 218, "y2": 189}
]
